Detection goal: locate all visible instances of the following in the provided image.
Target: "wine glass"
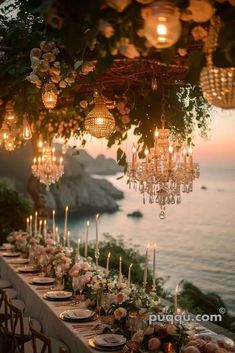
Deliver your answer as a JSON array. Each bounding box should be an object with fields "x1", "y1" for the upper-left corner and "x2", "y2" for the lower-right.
[
  {"x1": 72, "y1": 276, "x2": 79, "y2": 299},
  {"x1": 101, "y1": 293, "x2": 111, "y2": 316},
  {"x1": 55, "y1": 264, "x2": 64, "y2": 290}
]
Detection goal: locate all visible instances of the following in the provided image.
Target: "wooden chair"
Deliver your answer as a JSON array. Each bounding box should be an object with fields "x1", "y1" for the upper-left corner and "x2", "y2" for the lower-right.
[
  {"x1": 24, "y1": 319, "x2": 69, "y2": 353},
  {"x1": 6, "y1": 299, "x2": 41, "y2": 353}
]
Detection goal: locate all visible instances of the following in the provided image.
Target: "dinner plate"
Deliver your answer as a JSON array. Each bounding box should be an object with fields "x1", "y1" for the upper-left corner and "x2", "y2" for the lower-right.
[
  {"x1": 31, "y1": 277, "x2": 55, "y2": 285},
  {"x1": 0, "y1": 244, "x2": 13, "y2": 250},
  {"x1": 18, "y1": 266, "x2": 40, "y2": 273},
  {"x1": 94, "y1": 334, "x2": 126, "y2": 348},
  {"x1": 59, "y1": 311, "x2": 97, "y2": 323},
  {"x1": 8, "y1": 258, "x2": 29, "y2": 264},
  {"x1": 63, "y1": 309, "x2": 94, "y2": 320},
  {"x1": 196, "y1": 333, "x2": 234, "y2": 346},
  {"x1": 88, "y1": 338, "x2": 124, "y2": 351},
  {"x1": 45, "y1": 291, "x2": 72, "y2": 300},
  {"x1": 2, "y1": 252, "x2": 20, "y2": 257}
]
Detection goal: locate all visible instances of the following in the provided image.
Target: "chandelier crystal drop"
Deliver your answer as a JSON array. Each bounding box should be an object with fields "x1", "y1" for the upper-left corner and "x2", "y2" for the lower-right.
[
  {"x1": 127, "y1": 105, "x2": 199, "y2": 219},
  {"x1": 84, "y1": 92, "x2": 115, "y2": 138},
  {"x1": 32, "y1": 143, "x2": 64, "y2": 190},
  {"x1": 42, "y1": 83, "x2": 58, "y2": 110}
]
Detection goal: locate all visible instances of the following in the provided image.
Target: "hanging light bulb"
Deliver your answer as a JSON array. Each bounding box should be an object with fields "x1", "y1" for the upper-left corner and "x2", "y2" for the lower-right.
[
  {"x1": 22, "y1": 117, "x2": 32, "y2": 140},
  {"x1": 84, "y1": 92, "x2": 115, "y2": 138},
  {"x1": 143, "y1": 1, "x2": 182, "y2": 49},
  {"x1": 42, "y1": 83, "x2": 57, "y2": 109}
]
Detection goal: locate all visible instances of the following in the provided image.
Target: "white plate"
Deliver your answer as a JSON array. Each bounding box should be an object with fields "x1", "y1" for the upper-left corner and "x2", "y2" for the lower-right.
[
  {"x1": 196, "y1": 333, "x2": 234, "y2": 346},
  {"x1": 18, "y1": 266, "x2": 40, "y2": 273},
  {"x1": 94, "y1": 334, "x2": 126, "y2": 347},
  {"x1": 63, "y1": 309, "x2": 94, "y2": 320},
  {"x1": 46, "y1": 291, "x2": 72, "y2": 299},
  {"x1": 32, "y1": 277, "x2": 55, "y2": 285},
  {"x1": 2, "y1": 243, "x2": 13, "y2": 249},
  {"x1": 2, "y1": 252, "x2": 20, "y2": 257},
  {"x1": 9, "y1": 258, "x2": 29, "y2": 264}
]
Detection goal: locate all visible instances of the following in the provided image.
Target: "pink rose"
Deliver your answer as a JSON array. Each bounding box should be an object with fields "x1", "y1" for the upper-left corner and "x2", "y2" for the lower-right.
[
  {"x1": 119, "y1": 43, "x2": 140, "y2": 59},
  {"x1": 99, "y1": 19, "x2": 115, "y2": 38},
  {"x1": 114, "y1": 307, "x2": 127, "y2": 320},
  {"x1": 116, "y1": 292, "x2": 125, "y2": 303},
  {"x1": 106, "y1": 0, "x2": 131, "y2": 12},
  {"x1": 148, "y1": 337, "x2": 161, "y2": 351},
  {"x1": 166, "y1": 324, "x2": 177, "y2": 336}
]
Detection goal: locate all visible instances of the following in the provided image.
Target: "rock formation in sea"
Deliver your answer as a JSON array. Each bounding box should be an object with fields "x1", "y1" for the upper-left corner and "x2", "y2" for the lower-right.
[{"x1": 0, "y1": 143, "x2": 124, "y2": 215}]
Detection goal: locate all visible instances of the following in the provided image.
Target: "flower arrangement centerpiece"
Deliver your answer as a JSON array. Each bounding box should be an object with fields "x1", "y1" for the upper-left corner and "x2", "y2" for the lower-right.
[
  {"x1": 131, "y1": 322, "x2": 188, "y2": 353},
  {"x1": 7, "y1": 230, "x2": 42, "y2": 256},
  {"x1": 36, "y1": 239, "x2": 71, "y2": 277}
]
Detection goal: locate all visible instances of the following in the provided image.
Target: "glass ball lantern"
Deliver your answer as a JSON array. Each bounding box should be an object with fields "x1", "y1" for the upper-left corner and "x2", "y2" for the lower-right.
[
  {"x1": 42, "y1": 83, "x2": 57, "y2": 109},
  {"x1": 144, "y1": 1, "x2": 182, "y2": 49},
  {"x1": 84, "y1": 94, "x2": 115, "y2": 138}
]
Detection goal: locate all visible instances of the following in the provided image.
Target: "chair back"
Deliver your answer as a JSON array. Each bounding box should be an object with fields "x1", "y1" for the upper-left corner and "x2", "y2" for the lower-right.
[
  {"x1": 29, "y1": 318, "x2": 52, "y2": 353},
  {"x1": 7, "y1": 298, "x2": 25, "y2": 353},
  {"x1": 0, "y1": 288, "x2": 8, "y2": 333}
]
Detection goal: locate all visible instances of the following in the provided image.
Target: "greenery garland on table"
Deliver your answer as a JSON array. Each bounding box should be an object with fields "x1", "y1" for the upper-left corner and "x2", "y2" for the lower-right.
[{"x1": 2, "y1": 0, "x2": 232, "y2": 165}]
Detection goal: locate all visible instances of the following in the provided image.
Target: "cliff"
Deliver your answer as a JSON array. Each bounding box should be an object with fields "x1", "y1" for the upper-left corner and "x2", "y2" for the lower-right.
[{"x1": 0, "y1": 143, "x2": 124, "y2": 214}]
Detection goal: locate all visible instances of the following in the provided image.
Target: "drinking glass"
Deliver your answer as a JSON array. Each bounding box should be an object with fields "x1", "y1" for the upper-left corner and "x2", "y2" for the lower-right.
[
  {"x1": 55, "y1": 264, "x2": 64, "y2": 290},
  {"x1": 101, "y1": 293, "x2": 111, "y2": 316}
]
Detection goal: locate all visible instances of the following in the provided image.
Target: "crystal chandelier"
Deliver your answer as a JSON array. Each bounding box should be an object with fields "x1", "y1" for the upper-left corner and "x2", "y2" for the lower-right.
[
  {"x1": 84, "y1": 91, "x2": 115, "y2": 138},
  {"x1": 42, "y1": 83, "x2": 58, "y2": 110},
  {"x1": 127, "y1": 101, "x2": 200, "y2": 219},
  {"x1": 32, "y1": 143, "x2": 64, "y2": 190}
]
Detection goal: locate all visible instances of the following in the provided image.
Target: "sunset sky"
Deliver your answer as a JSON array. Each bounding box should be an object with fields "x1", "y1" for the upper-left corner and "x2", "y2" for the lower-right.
[{"x1": 69, "y1": 107, "x2": 235, "y2": 170}]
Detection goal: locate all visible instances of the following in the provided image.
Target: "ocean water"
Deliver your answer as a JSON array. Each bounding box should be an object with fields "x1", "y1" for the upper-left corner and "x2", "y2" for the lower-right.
[{"x1": 58, "y1": 168, "x2": 235, "y2": 314}]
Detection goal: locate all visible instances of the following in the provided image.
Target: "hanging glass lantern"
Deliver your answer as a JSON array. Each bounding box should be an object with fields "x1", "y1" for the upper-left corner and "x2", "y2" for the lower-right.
[
  {"x1": 42, "y1": 83, "x2": 57, "y2": 109},
  {"x1": 22, "y1": 117, "x2": 32, "y2": 140},
  {"x1": 200, "y1": 16, "x2": 235, "y2": 109},
  {"x1": 143, "y1": 1, "x2": 182, "y2": 49},
  {"x1": 84, "y1": 93, "x2": 115, "y2": 138}
]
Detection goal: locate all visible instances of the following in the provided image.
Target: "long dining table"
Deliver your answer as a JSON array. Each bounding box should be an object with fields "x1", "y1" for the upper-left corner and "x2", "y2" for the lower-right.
[{"x1": 0, "y1": 255, "x2": 109, "y2": 353}]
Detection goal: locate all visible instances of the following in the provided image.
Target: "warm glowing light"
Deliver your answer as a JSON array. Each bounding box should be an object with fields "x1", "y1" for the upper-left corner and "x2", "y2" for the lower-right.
[
  {"x1": 42, "y1": 83, "x2": 57, "y2": 109},
  {"x1": 84, "y1": 93, "x2": 115, "y2": 138},
  {"x1": 22, "y1": 118, "x2": 32, "y2": 140},
  {"x1": 169, "y1": 145, "x2": 174, "y2": 153},
  {"x1": 144, "y1": 148, "x2": 149, "y2": 157},
  {"x1": 155, "y1": 128, "x2": 159, "y2": 138},
  {"x1": 157, "y1": 23, "x2": 167, "y2": 35}
]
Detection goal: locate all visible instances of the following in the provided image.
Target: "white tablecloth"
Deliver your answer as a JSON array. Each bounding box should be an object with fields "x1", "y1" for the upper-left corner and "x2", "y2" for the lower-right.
[{"x1": 0, "y1": 256, "x2": 103, "y2": 353}]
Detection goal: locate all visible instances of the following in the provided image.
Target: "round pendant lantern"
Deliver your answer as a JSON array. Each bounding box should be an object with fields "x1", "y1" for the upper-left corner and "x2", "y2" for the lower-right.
[
  {"x1": 200, "y1": 16, "x2": 235, "y2": 109},
  {"x1": 42, "y1": 83, "x2": 57, "y2": 109},
  {"x1": 143, "y1": 1, "x2": 182, "y2": 49},
  {"x1": 84, "y1": 94, "x2": 115, "y2": 138}
]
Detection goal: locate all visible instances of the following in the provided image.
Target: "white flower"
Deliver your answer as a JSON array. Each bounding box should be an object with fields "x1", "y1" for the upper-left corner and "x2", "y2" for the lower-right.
[
  {"x1": 106, "y1": 0, "x2": 131, "y2": 12},
  {"x1": 99, "y1": 19, "x2": 115, "y2": 38}
]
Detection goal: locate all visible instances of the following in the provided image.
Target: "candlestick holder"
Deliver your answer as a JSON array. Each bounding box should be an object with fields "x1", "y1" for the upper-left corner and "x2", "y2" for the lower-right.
[{"x1": 95, "y1": 248, "x2": 100, "y2": 271}]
